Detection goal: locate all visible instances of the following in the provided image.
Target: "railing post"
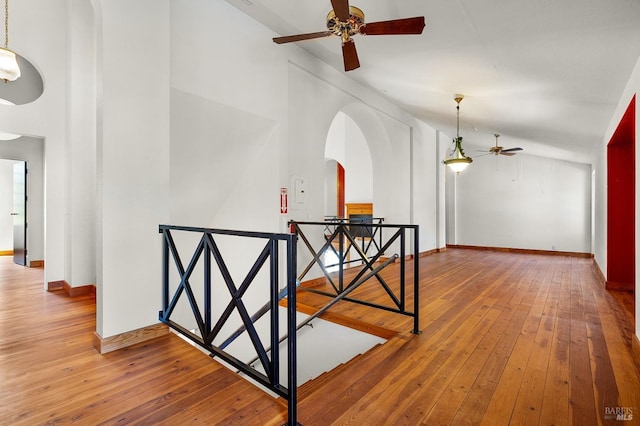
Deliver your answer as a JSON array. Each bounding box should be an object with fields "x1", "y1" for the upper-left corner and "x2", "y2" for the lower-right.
[
  {"x1": 204, "y1": 231, "x2": 212, "y2": 336},
  {"x1": 338, "y1": 224, "x2": 344, "y2": 292},
  {"x1": 400, "y1": 227, "x2": 406, "y2": 312},
  {"x1": 413, "y1": 226, "x2": 421, "y2": 334},
  {"x1": 286, "y1": 233, "x2": 298, "y2": 426},
  {"x1": 161, "y1": 228, "x2": 169, "y2": 314},
  {"x1": 269, "y1": 238, "x2": 280, "y2": 387}
]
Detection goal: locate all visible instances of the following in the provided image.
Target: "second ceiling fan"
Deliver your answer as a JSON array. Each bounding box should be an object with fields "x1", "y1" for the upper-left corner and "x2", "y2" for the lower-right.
[
  {"x1": 272, "y1": 0, "x2": 425, "y2": 72},
  {"x1": 483, "y1": 134, "x2": 523, "y2": 156}
]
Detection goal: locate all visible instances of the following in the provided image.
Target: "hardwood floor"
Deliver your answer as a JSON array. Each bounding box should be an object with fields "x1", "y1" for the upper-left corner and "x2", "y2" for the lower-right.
[{"x1": 1, "y1": 249, "x2": 638, "y2": 425}]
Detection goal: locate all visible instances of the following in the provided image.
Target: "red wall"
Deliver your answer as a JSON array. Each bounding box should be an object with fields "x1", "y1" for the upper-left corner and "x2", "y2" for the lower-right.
[
  {"x1": 607, "y1": 95, "x2": 636, "y2": 290},
  {"x1": 337, "y1": 162, "x2": 345, "y2": 217}
]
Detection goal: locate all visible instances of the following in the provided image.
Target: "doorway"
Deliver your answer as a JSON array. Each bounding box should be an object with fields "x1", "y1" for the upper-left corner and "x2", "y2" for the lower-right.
[
  {"x1": 0, "y1": 136, "x2": 45, "y2": 268},
  {"x1": 606, "y1": 95, "x2": 635, "y2": 293},
  {"x1": 324, "y1": 111, "x2": 373, "y2": 216},
  {"x1": 0, "y1": 160, "x2": 27, "y2": 265}
]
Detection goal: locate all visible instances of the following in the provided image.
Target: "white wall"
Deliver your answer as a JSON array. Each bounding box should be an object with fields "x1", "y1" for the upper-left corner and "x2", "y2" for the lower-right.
[
  {"x1": 0, "y1": 159, "x2": 16, "y2": 251},
  {"x1": 67, "y1": 0, "x2": 97, "y2": 287},
  {"x1": 450, "y1": 147, "x2": 592, "y2": 253},
  {"x1": 93, "y1": 0, "x2": 171, "y2": 337},
  {"x1": 324, "y1": 114, "x2": 345, "y2": 218},
  {"x1": 324, "y1": 159, "x2": 338, "y2": 217},
  {"x1": 171, "y1": 1, "x2": 288, "y2": 233},
  {"x1": 592, "y1": 145, "x2": 607, "y2": 276},
  {"x1": 170, "y1": 89, "x2": 281, "y2": 232},
  {"x1": 326, "y1": 113, "x2": 346, "y2": 166},
  {"x1": 597, "y1": 55, "x2": 640, "y2": 338},
  {"x1": 412, "y1": 122, "x2": 440, "y2": 250},
  {"x1": 344, "y1": 115, "x2": 373, "y2": 204},
  {"x1": 0, "y1": 0, "x2": 68, "y2": 284}
]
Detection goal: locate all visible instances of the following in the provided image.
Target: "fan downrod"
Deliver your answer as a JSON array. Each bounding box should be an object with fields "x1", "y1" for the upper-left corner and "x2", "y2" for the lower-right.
[{"x1": 490, "y1": 133, "x2": 503, "y2": 154}]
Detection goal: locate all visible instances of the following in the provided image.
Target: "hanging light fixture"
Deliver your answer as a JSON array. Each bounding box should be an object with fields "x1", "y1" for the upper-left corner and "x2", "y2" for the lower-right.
[
  {"x1": 443, "y1": 94, "x2": 472, "y2": 173},
  {"x1": 0, "y1": 0, "x2": 20, "y2": 82}
]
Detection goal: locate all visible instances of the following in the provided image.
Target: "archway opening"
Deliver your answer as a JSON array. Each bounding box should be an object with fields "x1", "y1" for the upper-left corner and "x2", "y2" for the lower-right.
[
  {"x1": 324, "y1": 111, "x2": 373, "y2": 217},
  {"x1": 607, "y1": 95, "x2": 635, "y2": 301}
]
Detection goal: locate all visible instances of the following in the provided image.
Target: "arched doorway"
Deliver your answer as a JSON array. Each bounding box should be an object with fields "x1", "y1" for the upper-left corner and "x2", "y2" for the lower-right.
[{"x1": 324, "y1": 111, "x2": 373, "y2": 218}]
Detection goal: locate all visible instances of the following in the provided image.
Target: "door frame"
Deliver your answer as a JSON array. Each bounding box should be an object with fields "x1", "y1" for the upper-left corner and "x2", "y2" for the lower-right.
[
  {"x1": 606, "y1": 95, "x2": 635, "y2": 291},
  {"x1": 12, "y1": 161, "x2": 27, "y2": 266}
]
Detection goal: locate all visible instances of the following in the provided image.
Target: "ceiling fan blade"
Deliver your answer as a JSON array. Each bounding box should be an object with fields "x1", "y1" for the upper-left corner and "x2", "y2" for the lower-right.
[
  {"x1": 273, "y1": 31, "x2": 333, "y2": 44},
  {"x1": 342, "y1": 39, "x2": 360, "y2": 71},
  {"x1": 331, "y1": 0, "x2": 350, "y2": 22},
  {"x1": 499, "y1": 152, "x2": 517, "y2": 156},
  {"x1": 500, "y1": 147, "x2": 523, "y2": 153},
  {"x1": 360, "y1": 16, "x2": 425, "y2": 36}
]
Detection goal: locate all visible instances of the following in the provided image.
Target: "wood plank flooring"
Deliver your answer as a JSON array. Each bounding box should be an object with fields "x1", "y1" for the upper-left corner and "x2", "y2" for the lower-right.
[{"x1": 1, "y1": 249, "x2": 638, "y2": 425}]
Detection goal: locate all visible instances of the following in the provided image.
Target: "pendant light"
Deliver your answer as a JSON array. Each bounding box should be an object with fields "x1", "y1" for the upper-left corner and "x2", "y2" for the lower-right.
[
  {"x1": 0, "y1": 0, "x2": 20, "y2": 82},
  {"x1": 443, "y1": 94, "x2": 472, "y2": 173}
]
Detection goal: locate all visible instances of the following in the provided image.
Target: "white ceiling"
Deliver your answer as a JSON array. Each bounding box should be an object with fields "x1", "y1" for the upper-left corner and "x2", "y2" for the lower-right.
[{"x1": 226, "y1": 0, "x2": 640, "y2": 163}]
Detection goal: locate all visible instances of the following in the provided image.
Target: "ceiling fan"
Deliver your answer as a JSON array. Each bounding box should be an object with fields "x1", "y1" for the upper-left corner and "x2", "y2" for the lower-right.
[
  {"x1": 272, "y1": 0, "x2": 425, "y2": 72},
  {"x1": 483, "y1": 134, "x2": 523, "y2": 156}
]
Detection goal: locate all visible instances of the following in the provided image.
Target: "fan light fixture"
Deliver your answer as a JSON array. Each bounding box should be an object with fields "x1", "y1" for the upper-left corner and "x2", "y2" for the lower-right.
[
  {"x1": 0, "y1": 0, "x2": 20, "y2": 82},
  {"x1": 443, "y1": 94, "x2": 472, "y2": 173}
]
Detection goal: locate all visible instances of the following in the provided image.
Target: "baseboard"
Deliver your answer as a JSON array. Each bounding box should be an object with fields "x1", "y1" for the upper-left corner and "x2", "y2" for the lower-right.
[
  {"x1": 383, "y1": 247, "x2": 447, "y2": 261},
  {"x1": 47, "y1": 280, "x2": 65, "y2": 291},
  {"x1": 64, "y1": 281, "x2": 96, "y2": 297},
  {"x1": 47, "y1": 280, "x2": 96, "y2": 297},
  {"x1": 29, "y1": 259, "x2": 44, "y2": 268},
  {"x1": 419, "y1": 247, "x2": 446, "y2": 257},
  {"x1": 0, "y1": 250, "x2": 13, "y2": 256},
  {"x1": 447, "y1": 244, "x2": 593, "y2": 258},
  {"x1": 633, "y1": 335, "x2": 640, "y2": 365},
  {"x1": 381, "y1": 254, "x2": 413, "y2": 263},
  {"x1": 592, "y1": 258, "x2": 606, "y2": 285},
  {"x1": 593, "y1": 259, "x2": 634, "y2": 292},
  {"x1": 606, "y1": 280, "x2": 634, "y2": 291},
  {"x1": 93, "y1": 323, "x2": 170, "y2": 354}
]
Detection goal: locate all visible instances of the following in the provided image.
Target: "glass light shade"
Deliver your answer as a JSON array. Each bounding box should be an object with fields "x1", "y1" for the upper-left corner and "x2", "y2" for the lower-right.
[
  {"x1": 445, "y1": 158, "x2": 471, "y2": 173},
  {"x1": 444, "y1": 137, "x2": 472, "y2": 173},
  {"x1": 0, "y1": 47, "x2": 21, "y2": 81}
]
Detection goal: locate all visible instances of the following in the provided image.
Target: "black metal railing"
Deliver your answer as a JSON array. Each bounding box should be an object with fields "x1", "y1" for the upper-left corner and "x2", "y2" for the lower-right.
[
  {"x1": 322, "y1": 216, "x2": 385, "y2": 267},
  {"x1": 291, "y1": 220, "x2": 420, "y2": 334},
  {"x1": 158, "y1": 224, "x2": 298, "y2": 426}
]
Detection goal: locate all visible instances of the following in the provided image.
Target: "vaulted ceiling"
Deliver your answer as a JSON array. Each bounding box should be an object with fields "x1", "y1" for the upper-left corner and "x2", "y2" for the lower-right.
[{"x1": 227, "y1": 0, "x2": 640, "y2": 163}]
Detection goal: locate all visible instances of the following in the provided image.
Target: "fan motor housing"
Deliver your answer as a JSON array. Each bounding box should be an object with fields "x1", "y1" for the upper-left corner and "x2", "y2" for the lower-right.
[{"x1": 326, "y1": 6, "x2": 365, "y2": 37}]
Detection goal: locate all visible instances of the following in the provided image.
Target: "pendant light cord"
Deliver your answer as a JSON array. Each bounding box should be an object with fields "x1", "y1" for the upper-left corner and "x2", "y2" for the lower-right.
[
  {"x1": 456, "y1": 102, "x2": 460, "y2": 139},
  {"x1": 4, "y1": 0, "x2": 9, "y2": 49}
]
